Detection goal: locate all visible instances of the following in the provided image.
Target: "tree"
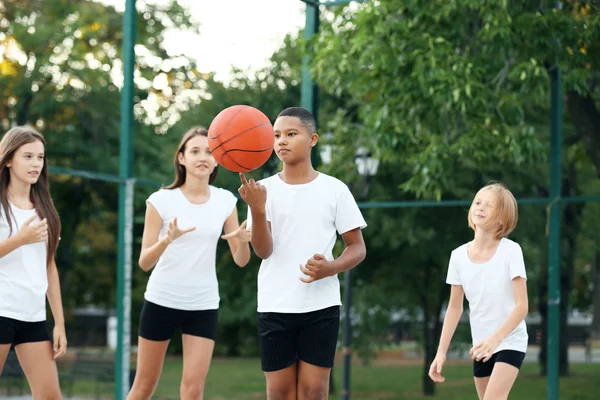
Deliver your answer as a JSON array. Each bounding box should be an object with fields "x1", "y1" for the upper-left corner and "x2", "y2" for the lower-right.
[{"x1": 313, "y1": 1, "x2": 600, "y2": 190}]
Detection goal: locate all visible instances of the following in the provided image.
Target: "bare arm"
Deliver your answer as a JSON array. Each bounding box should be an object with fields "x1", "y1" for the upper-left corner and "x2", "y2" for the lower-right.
[
  {"x1": 329, "y1": 228, "x2": 366, "y2": 274},
  {"x1": 0, "y1": 235, "x2": 25, "y2": 258},
  {"x1": 138, "y1": 203, "x2": 195, "y2": 272},
  {"x1": 299, "y1": 228, "x2": 366, "y2": 283},
  {"x1": 0, "y1": 215, "x2": 44, "y2": 258},
  {"x1": 429, "y1": 284, "x2": 464, "y2": 382},
  {"x1": 47, "y1": 258, "x2": 67, "y2": 358},
  {"x1": 138, "y1": 203, "x2": 169, "y2": 272},
  {"x1": 249, "y1": 208, "x2": 273, "y2": 260},
  {"x1": 237, "y1": 173, "x2": 272, "y2": 260},
  {"x1": 436, "y1": 285, "x2": 465, "y2": 356},
  {"x1": 222, "y1": 206, "x2": 251, "y2": 267},
  {"x1": 46, "y1": 258, "x2": 65, "y2": 326},
  {"x1": 470, "y1": 277, "x2": 528, "y2": 361},
  {"x1": 492, "y1": 277, "x2": 529, "y2": 341}
]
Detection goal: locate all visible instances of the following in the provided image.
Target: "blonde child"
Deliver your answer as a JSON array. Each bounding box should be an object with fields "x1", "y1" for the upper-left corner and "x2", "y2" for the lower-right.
[{"x1": 429, "y1": 183, "x2": 529, "y2": 400}]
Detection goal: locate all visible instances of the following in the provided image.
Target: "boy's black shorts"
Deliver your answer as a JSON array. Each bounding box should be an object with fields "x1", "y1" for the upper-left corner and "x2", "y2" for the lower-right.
[{"x1": 257, "y1": 305, "x2": 340, "y2": 372}]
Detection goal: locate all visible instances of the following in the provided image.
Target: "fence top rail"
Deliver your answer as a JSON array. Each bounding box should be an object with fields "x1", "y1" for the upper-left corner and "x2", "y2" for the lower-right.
[{"x1": 49, "y1": 166, "x2": 600, "y2": 209}]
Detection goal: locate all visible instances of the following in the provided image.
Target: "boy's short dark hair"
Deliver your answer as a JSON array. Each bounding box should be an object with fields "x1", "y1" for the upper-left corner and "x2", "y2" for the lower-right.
[{"x1": 277, "y1": 107, "x2": 317, "y2": 134}]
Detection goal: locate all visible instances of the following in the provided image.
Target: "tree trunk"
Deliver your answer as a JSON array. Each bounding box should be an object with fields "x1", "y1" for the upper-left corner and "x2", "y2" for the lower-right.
[
  {"x1": 538, "y1": 247, "x2": 548, "y2": 375},
  {"x1": 565, "y1": 91, "x2": 600, "y2": 179},
  {"x1": 422, "y1": 306, "x2": 436, "y2": 396},
  {"x1": 538, "y1": 162, "x2": 583, "y2": 376},
  {"x1": 329, "y1": 370, "x2": 335, "y2": 394},
  {"x1": 560, "y1": 164, "x2": 584, "y2": 375},
  {"x1": 55, "y1": 181, "x2": 87, "y2": 286},
  {"x1": 16, "y1": 89, "x2": 33, "y2": 126}
]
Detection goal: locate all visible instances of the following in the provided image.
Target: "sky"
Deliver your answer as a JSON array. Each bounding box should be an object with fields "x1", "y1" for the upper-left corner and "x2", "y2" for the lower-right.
[{"x1": 97, "y1": 0, "x2": 307, "y2": 82}]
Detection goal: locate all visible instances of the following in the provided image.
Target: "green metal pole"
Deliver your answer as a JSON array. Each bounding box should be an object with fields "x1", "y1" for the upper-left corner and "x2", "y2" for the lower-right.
[
  {"x1": 116, "y1": 0, "x2": 136, "y2": 398},
  {"x1": 546, "y1": 66, "x2": 562, "y2": 400},
  {"x1": 301, "y1": 2, "x2": 320, "y2": 166}
]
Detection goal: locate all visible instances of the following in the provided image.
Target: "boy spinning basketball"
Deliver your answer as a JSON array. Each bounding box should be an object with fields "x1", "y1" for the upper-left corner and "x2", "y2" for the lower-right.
[{"x1": 239, "y1": 107, "x2": 367, "y2": 400}]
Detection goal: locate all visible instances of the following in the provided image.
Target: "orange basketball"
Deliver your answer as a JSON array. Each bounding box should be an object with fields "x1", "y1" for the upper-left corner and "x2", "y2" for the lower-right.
[{"x1": 207, "y1": 105, "x2": 274, "y2": 173}]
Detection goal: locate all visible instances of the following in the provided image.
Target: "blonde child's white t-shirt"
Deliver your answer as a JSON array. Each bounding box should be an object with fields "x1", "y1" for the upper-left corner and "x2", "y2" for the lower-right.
[
  {"x1": 247, "y1": 173, "x2": 367, "y2": 313},
  {"x1": 0, "y1": 204, "x2": 48, "y2": 322},
  {"x1": 144, "y1": 186, "x2": 237, "y2": 310},
  {"x1": 446, "y1": 237, "x2": 528, "y2": 354}
]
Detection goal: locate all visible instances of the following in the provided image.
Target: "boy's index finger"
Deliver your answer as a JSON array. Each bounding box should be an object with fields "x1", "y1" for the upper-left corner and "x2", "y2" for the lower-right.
[{"x1": 239, "y1": 173, "x2": 249, "y2": 187}]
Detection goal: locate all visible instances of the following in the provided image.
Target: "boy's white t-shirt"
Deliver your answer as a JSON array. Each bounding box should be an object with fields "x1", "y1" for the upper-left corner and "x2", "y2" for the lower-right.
[
  {"x1": 0, "y1": 204, "x2": 48, "y2": 322},
  {"x1": 247, "y1": 173, "x2": 367, "y2": 313},
  {"x1": 446, "y1": 237, "x2": 528, "y2": 354},
  {"x1": 144, "y1": 186, "x2": 237, "y2": 310}
]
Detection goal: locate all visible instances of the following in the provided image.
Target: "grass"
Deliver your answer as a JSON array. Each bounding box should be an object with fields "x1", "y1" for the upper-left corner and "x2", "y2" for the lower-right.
[{"x1": 1, "y1": 356, "x2": 598, "y2": 399}]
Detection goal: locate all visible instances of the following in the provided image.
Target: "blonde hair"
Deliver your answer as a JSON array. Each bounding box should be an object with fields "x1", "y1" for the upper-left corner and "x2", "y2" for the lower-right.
[{"x1": 468, "y1": 182, "x2": 518, "y2": 239}]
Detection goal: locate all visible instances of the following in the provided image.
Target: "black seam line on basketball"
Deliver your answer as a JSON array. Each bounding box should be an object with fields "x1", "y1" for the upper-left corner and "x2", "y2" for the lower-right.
[
  {"x1": 210, "y1": 106, "x2": 250, "y2": 153},
  {"x1": 210, "y1": 106, "x2": 251, "y2": 140},
  {"x1": 208, "y1": 121, "x2": 271, "y2": 146},
  {"x1": 224, "y1": 151, "x2": 252, "y2": 172},
  {"x1": 209, "y1": 122, "x2": 272, "y2": 152},
  {"x1": 221, "y1": 147, "x2": 273, "y2": 154}
]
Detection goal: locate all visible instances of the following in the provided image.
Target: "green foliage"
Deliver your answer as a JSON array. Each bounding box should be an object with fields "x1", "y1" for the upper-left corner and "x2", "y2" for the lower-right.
[{"x1": 312, "y1": 0, "x2": 600, "y2": 199}]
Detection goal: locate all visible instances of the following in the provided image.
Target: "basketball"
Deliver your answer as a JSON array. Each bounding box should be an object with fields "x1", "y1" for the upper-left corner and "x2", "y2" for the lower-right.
[{"x1": 207, "y1": 105, "x2": 274, "y2": 173}]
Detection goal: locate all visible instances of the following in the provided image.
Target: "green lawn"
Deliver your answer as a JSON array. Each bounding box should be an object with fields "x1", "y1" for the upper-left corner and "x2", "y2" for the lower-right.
[{"x1": 1, "y1": 357, "x2": 597, "y2": 399}]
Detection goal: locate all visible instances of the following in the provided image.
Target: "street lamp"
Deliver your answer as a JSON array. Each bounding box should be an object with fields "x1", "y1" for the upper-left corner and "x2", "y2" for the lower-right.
[
  {"x1": 354, "y1": 147, "x2": 380, "y2": 179},
  {"x1": 342, "y1": 146, "x2": 378, "y2": 400}
]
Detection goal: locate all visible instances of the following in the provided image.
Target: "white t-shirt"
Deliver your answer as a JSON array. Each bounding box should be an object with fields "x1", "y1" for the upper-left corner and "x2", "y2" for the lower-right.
[
  {"x1": 247, "y1": 173, "x2": 367, "y2": 313},
  {"x1": 446, "y1": 237, "x2": 528, "y2": 354},
  {"x1": 144, "y1": 186, "x2": 237, "y2": 310},
  {"x1": 0, "y1": 204, "x2": 48, "y2": 322}
]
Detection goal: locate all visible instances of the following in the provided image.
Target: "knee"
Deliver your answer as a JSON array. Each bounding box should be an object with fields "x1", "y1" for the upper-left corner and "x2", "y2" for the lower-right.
[
  {"x1": 299, "y1": 382, "x2": 328, "y2": 400},
  {"x1": 483, "y1": 393, "x2": 508, "y2": 400},
  {"x1": 128, "y1": 379, "x2": 158, "y2": 400},
  {"x1": 267, "y1": 387, "x2": 295, "y2": 400},
  {"x1": 33, "y1": 387, "x2": 62, "y2": 400},
  {"x1": 45, "y1": 392, "x2": 62, "y2": 400},
  {"x1": 181, "y1": 377, "x2": 205, "y2": 400}
]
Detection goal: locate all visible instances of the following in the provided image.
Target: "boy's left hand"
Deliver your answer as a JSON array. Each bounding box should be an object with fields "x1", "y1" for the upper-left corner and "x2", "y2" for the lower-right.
[
  {"x1": 469, "y1": 335, "x2": 501, "y2": 362},
  {"x1": 299, "y1": 254, "x2": 333, "y2": 283}
]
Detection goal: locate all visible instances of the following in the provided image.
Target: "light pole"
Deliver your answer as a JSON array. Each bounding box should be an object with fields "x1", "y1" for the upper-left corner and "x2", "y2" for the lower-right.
[{"x1": 341, "y1": 147, "x2": 378, "y2": 400}]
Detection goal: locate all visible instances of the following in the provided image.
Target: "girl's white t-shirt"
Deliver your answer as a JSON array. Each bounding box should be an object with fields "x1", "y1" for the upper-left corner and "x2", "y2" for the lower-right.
[
  {"x1": 0, "y1": 204, "x2": 48, "y2": 322},
  {"x1": 446, "y1": 237, "x2": 528, "y2": 354},
  {"x1": 144, "y1": 186, "x2": 237, "y2": 310}
]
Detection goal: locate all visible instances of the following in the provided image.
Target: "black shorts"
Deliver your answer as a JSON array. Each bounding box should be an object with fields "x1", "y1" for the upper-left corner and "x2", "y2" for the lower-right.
[
  {"x1": 473, "y1": 350, "x2": 526, "y2": 377},
  {"x1": 257, "y1": 305, "x2": 340, "y2": 372},
  {"x1": 0, "y1": 316, "x2": 50, "y2": 346},
  {"x1": 138, "y1": 300, "x2": 218, "y2": 342}
]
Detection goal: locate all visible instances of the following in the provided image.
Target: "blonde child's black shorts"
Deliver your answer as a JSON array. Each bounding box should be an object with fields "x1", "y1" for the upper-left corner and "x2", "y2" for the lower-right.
[
  {"x1": 0, "y1": 316, "x2": 49, "y2": 345},
  {"x1": 473, "y1": 350, "x2": 526, "y2": 377},
  {"x1": 138, "y1": 300, "x2": 218, "y2": 341},
  {"x1": 257, "y1": 305, "x2": 340, "y2": 372}
]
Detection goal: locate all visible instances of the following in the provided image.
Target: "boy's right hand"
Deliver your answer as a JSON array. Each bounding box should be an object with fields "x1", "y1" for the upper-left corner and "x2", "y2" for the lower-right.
[
  {"x1": 238, "y1": 173, "x2": 266, "y2": 211},
  {"x1": 428, "y1": 353, "x2": 446, "y2": 383},
  {"x1": 17, "y1": 216, "x2": 48, "y2": 245}
]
